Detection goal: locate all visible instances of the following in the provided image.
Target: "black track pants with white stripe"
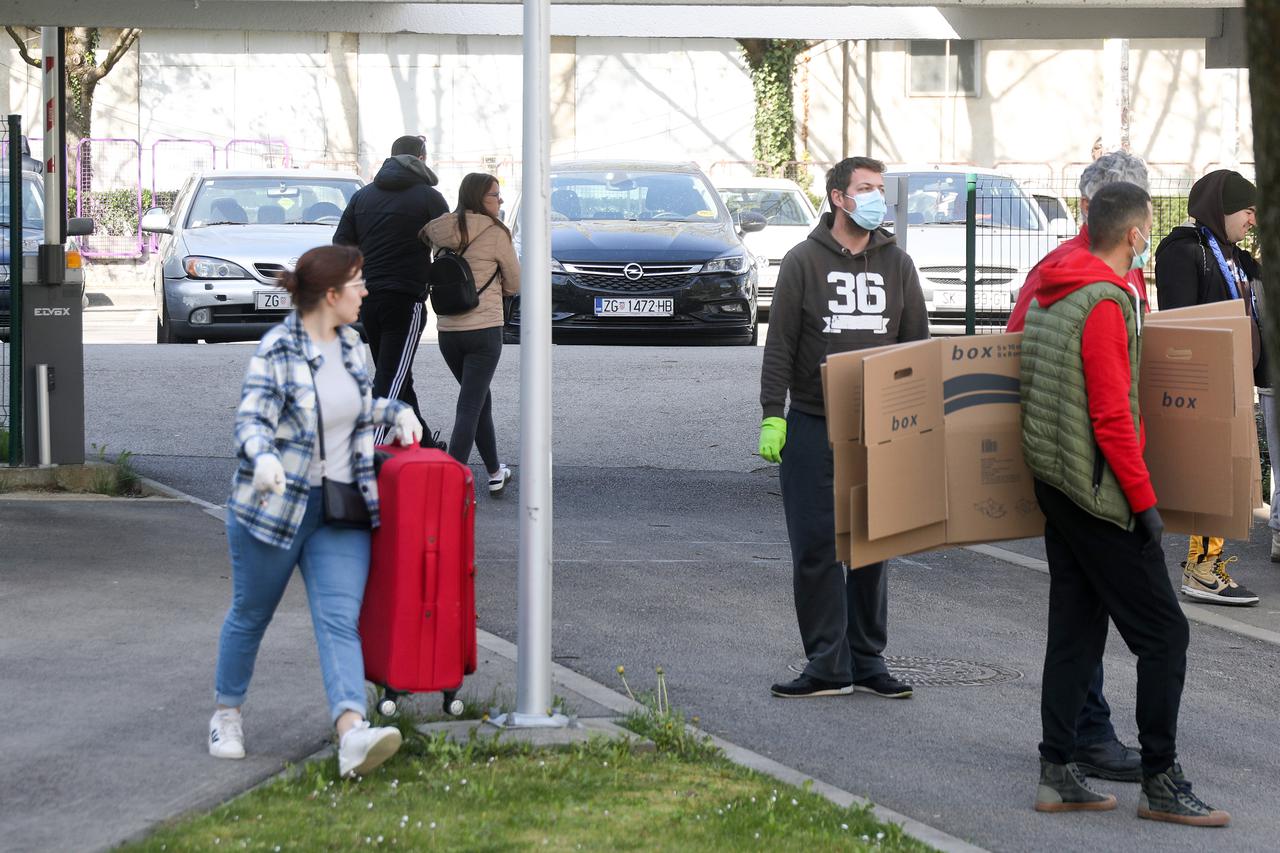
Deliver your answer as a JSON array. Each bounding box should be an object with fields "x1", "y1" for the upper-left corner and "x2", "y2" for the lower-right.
[{"x1": 359, "y1": 288, "x2": 430, "y2": 443}]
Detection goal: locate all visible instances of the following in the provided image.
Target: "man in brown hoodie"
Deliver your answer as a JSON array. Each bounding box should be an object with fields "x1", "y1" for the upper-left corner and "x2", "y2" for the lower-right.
[{"x1": 758, "y1": 156, "x2": 928, "y2": 699}]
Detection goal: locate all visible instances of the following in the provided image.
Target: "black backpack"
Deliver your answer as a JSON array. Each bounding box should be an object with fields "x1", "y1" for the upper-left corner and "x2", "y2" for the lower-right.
[{"x1": 428, "y1": 213, "x2": 500, "y2": 316}]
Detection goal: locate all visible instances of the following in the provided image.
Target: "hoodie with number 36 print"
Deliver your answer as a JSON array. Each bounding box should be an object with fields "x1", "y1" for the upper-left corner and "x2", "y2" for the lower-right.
[{"x1": 760, "y1": 212, "x2": 930, "y2": 420}]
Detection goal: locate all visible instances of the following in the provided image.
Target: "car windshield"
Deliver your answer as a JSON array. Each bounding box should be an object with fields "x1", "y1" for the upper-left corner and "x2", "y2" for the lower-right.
[
  {"x1": 717, "y1": 188, "x2": 813, "y2": 226},
  {"x1": 548, "y1": 170, "x2": 724, "y2": 223},
  {"x1": 896, "y1": 172, "x2": 1042, "y2": 231},
  {"x1": 186, "y1": 177, "x2": 360, "y2": 228},
  {"x1": 0, "y1": 175, "x2": 46, "y2": 229}
]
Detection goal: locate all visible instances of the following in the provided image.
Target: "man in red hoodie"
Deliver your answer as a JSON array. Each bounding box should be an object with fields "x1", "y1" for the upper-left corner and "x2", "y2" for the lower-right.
[
  {"x1": 1007, "y1": 151, "x2": 1149, "y2": 785},
  {"x1": 1021, "y1": 182, "x2": 1229, "y2": 826}
]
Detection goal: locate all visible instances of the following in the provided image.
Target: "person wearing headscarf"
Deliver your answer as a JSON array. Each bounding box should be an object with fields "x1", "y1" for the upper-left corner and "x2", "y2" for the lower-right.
[{"x1": 1154, "y1": 169, "x2": 1264, "y2": 603}]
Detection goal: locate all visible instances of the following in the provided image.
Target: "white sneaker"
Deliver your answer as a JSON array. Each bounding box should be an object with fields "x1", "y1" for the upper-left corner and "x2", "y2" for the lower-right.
[
  {"x1": 488, "y1": 464, "x2": 512, "y2": 495},
  {"x1": 338, "y1": 721, "x2": 402, "y2": 779},
  {"x1": 209, "y1": 709, "x2": 245, "y2": 760}
]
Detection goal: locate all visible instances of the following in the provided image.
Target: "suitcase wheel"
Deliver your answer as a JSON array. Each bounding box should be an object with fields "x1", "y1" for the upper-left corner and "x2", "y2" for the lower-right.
[
  {"x1": 443, "y1": 691, "x2": 464, "y2": 717},
  {"x1": 377, "y1": 694, "x2": 399, "y2": 717}
]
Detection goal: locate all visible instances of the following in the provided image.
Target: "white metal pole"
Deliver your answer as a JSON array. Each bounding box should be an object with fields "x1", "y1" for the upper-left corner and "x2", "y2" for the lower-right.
[
  {"x1": 41, "y1": 27, "x2": 61, "y2": 245},
  {"x1": 498, "y1": 0, "x2": 565, "y2": 729},
  {"x1": 36, "y1": 364, "x2": 52, "y2": 468}
]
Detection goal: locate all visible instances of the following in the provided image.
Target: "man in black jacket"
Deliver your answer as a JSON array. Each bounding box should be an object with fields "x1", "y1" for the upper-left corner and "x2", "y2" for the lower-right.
[
  {"x1": 1154, "y1": 170, "x2": 1264, "y2": 603},
  {"x1": 758, "y1": 157, "x2": 928, "y2": 700},
  {"x1": 335, "y1": 135, "x2": 449, "y2": 445}
]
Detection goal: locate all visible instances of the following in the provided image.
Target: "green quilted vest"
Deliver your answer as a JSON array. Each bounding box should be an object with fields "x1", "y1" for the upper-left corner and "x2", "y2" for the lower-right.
[{"x1": 1021, "y1": 282, "x2": 1141, "y2": 530}]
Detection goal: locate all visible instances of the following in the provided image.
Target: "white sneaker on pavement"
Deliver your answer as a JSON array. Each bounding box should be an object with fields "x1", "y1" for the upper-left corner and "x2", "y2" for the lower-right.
[
  {"x1": 338, "y1": 720, "x2": 402, "y2": 778},
  {"x1": 488, "y1": 464, "x2": 512, "y2": 496},
  {"x1": 209, "y1": 709, "x2": 245, "y2": 760}
]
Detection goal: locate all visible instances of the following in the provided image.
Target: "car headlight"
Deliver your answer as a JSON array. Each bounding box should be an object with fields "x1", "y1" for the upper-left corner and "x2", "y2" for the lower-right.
[
  {"x1": 184, "y1": 256, "x2": 250, "y2": 279},
  {"x1": 702, "y1": 254, "x2": 749, "y2": 274},
  {"x1": 551, "y1": 258, "x2": 565, "y2": 273}
]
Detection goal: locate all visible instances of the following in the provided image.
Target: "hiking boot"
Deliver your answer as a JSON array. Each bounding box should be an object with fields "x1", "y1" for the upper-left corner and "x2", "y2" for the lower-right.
[
  {"x1": 208, "y1": 708, "x2": 245, "y2": 760},
  {"x1": 1071, "y1": 738, "x2": 1142, "y2": 782},
  {"x1": 1137, "y1": 763, "x2": 1230, "y2": 827},
  {"x1": 853, "y1": 672, "x2": 914, "y2": 699},
  {"x1": 770, "y1": 673, "x2": 854, "y2": 698},
  {"x1": 1034, "y1": 759, "x2": 1117, "y2": 812},
  {"x1": 1181, "y1": 556, "x2": 1259, "y2": 606},
  {"x1": 1271, "y1": 531, "x2": 1280, "y2": 563},
  {"x1": 338, "y1": 720, "x2": 403, "y2": 779},
  {"x1": 488, "y1": 464, "x2": 512, "y2": 496}
]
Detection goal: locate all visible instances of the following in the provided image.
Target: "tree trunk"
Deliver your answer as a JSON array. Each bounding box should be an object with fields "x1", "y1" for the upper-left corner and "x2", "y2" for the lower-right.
[
  {"x1": 738, "y1": 39, "x2": 809, "y2": 178},
  {"x1": 1246, "y1": 2, "x2": 1280, "y2": 396}
]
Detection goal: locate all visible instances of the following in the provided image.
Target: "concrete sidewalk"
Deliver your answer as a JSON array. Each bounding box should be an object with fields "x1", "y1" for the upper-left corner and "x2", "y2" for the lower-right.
[{"x1": 0, "y1": 494, "x2": 975, "y2": 853}]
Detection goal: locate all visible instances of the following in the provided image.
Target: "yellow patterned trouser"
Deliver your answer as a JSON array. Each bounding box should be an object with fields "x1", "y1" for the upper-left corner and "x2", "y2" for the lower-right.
[{"x1": 1186, "y1": 535, "x2": 1224, "y2": 564}]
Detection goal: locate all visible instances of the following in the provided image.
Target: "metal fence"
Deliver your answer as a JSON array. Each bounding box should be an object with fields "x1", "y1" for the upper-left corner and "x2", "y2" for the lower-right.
[{"x1": 76, "y1": 137, "x2": 144, "y2": 260}]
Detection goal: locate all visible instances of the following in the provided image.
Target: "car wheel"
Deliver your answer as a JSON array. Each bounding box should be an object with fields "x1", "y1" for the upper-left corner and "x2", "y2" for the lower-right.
[
  {"x1": 156, "y1": 296, "x2": 188, "y2": 344},
  {"x1": 746, "y1": 321, "x2": 759, "y2": 346}
]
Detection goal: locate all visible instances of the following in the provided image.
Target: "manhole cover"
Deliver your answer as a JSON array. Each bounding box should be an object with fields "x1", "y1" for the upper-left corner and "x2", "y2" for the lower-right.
[
  {"x1": 789, "y1": 656, "x2": 1023, "y2": 687},
  {"x1": 884, "y1": 656, "x2": 1023, "y2": 687}
]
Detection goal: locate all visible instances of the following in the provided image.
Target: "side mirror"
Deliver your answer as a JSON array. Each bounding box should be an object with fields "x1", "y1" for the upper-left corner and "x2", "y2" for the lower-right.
[
  {"x1": 737, "y1": 211, "x2": 767, "y2": 234},
  {"x1": 67, "y1": 217, "x2": 94, "y2": 237},
  {"x1": 1048, "y1": 217, "x2": 1074, "y2": 238},
  {"x1": 140, "y1": 206, "x2": 172, "y2": 234}
]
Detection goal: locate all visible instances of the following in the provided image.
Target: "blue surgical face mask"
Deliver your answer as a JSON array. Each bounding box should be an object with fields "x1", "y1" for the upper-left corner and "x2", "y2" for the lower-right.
[
  {"x1": 842, "y1": 189, "x2": 886, "y2": 231},
  {"x1": 1131, "y1": 229, "x2": 1151, "y2": 271}
]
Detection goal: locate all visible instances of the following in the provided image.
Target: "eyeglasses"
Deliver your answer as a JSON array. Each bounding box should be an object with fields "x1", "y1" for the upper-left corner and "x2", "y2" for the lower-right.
[{"x1": 485, "y1": 192, "x2": 502, "y2": 200}]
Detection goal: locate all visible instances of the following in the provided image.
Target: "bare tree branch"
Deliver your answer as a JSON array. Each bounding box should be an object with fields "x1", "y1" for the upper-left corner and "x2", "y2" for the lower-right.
[
  {"x1": 5, "y1": 25, "x2": 41, "y2": 68},
  {"x1": 83, "y1": 27, "x2": 141, "y2": 85}
]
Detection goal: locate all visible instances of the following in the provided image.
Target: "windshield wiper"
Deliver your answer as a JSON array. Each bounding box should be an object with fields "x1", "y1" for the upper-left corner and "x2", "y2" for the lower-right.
[{"x1": 199, "y1": 220, "x2": 246, "y2": 227}]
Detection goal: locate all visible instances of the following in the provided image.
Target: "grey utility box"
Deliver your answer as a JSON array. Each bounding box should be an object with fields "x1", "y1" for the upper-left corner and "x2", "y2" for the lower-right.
[{"x1": 21, "y1": 254, "x2": 85, "y2": 465}]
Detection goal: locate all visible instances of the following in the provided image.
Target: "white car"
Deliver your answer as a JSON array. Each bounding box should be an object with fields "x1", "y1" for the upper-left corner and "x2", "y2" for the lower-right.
[
  {"x1": 887, "y1": 165, "x2": 1067, "y2": 335},
  {"x1": 715, "y1": 176, "x2": 818, "y2": 313}
]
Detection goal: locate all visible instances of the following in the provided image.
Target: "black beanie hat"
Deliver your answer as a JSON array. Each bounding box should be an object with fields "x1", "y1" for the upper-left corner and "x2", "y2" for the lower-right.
[{"x1": 1221, "y1": 171, "x2": 1256, "y2": 215}]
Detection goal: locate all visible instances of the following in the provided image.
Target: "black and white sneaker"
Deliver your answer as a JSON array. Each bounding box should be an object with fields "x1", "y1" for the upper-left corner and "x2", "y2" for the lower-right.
[
  {"x1": 853, "y1": 672, "x2": 914, "y2": 699},
  {"x1": 488, "y1": 464, "x2": 512, "y2": 496},
  {"x1": 770, "y1": 674, "x2": 854, "y2": 698}
]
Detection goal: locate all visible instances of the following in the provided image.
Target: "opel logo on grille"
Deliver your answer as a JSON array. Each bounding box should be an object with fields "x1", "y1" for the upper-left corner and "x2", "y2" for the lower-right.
[{"x1": 623, "y1": 263, "x2": 644, "y2": 281}]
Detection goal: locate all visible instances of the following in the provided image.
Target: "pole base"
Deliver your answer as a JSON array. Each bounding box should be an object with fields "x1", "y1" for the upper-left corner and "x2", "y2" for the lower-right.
[{"x1": 487, "y1": 712, "x2": 572, "y2": 730}]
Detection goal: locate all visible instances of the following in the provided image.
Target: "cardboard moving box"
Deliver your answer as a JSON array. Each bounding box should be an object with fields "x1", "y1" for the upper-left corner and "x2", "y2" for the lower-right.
[
  {"x1": 1143, "y1": 301, "x2": 1260, "y2": 540},
  {"x1": 825, "y1": 333, "x2": 1043, "y2": 566}
]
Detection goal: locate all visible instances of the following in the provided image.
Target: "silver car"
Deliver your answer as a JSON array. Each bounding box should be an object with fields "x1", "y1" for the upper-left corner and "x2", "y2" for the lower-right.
[{"x1": 142, "y1": 168, "x2": 363, "y2": 343}]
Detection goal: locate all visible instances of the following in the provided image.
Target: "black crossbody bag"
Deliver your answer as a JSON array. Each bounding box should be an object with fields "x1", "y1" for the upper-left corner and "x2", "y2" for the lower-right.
[{"x1": 310, "y1": 369, "x2": 371, "y2": 529}]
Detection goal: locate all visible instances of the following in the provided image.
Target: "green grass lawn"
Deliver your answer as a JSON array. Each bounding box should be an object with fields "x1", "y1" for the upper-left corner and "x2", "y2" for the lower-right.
[{"x1": 125, "y1": 708, "x2": 936, "y2": 852}]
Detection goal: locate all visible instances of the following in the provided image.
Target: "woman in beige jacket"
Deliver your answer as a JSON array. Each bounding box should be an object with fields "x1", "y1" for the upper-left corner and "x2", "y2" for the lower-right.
[{"x1": 421, "y1": 173, "x2": 521, "y2": 494}]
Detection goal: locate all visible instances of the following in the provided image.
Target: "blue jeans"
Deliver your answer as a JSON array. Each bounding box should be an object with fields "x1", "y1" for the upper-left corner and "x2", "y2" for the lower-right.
[{"x1": 216, "y1": 487, "x2": 372, "y2": 723}]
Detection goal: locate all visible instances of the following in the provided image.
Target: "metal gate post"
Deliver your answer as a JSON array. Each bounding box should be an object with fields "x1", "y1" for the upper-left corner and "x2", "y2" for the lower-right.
[
  {"x1": 7, "y1": 114, "x2": 23, "y2": 466},
  {"x1": 965, "y1": 173, "x2": 977, "y2": 336}
]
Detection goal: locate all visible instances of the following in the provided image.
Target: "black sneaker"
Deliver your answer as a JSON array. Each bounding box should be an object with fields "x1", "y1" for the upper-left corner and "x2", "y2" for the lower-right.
[
  {"x1": 770, "y1": 674, "x2": 853, "y2": 698},
  {"x1": 853, "y1": 672, "x2": 913, "y2": 699},
  {"x1": 1138, "y1": 763, "x2": 1230, "y2": 827},
  {"x1": 1034, "y1": 759, "x2": 1118, "y2": 813},
  {"x1": 420, "y1": 429, "x2": 448, "y2": 452},
  {"x1": 1071, "y1": 738, "x2": 1142, "y2": 782}
]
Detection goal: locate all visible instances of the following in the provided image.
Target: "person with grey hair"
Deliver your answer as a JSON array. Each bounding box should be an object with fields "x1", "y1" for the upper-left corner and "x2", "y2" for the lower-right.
[
  {"x1": 1009, "y1": 151, "x2": 1151, "y2": 332},
  {"x1": 1005, "y1": 151, "x2": 1151, "y2": 785}
]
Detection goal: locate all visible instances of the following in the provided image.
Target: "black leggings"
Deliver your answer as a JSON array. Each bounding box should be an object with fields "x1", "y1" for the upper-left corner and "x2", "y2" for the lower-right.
[{"x1": 437, "y1": 326, "x2": 503, "y2": 472}]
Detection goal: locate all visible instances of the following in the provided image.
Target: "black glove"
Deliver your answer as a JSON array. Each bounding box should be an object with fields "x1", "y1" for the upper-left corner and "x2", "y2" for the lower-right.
[{"x1": 1135, "y1": 507, "x2": 1164, "y2": 547}]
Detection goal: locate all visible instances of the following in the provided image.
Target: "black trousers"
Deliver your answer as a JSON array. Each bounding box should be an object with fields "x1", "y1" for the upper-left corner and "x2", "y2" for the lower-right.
[
  {"x1": 437, "y1": 326, "x2": 503, "y2": 472},
  {"x1": 359, "y1": 289, "x2": 429, "y2": 442},
  {"x1": 779, "y1": 409, "x2": 888, "y2": 683},
  {"x1": 1035, "y1": 480, "x2": 1189, "y2": 775}
]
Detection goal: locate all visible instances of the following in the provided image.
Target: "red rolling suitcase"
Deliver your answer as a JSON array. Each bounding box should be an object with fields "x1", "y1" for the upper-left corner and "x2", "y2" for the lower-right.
[{"x1": 359, "y1": 445, "x2": 478, "y2": 717}]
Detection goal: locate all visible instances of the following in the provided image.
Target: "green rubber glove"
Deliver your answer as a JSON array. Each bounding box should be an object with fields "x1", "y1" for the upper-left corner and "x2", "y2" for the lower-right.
[{"x1": 758, "y1": 416, "x2": 787, "y2": 463}]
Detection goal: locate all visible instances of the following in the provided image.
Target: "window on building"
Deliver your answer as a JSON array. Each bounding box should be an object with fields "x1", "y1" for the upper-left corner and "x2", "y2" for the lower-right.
[{"x1": 908, "y1": 40, "x2": 980, "y2": 97}]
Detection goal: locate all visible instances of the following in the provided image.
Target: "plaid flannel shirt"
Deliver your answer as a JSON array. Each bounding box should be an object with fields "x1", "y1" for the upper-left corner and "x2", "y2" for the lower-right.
[{"x1": 227, "y1": 312, "x2": 407, "y2": 548}]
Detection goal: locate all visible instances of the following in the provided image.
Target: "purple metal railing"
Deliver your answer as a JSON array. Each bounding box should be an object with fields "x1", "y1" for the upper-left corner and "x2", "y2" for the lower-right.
[{"x1": 76, "y1": 137, "x2": 144, "y2": 259}]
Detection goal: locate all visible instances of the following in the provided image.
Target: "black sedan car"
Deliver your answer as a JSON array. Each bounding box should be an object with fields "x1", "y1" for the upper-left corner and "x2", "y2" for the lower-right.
[{"x1": 506, "y1": 160, "x2": 765, "y2": 345}]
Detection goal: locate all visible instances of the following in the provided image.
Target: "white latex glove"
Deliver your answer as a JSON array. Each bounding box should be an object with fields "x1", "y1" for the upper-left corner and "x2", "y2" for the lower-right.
[
  {"x1": 393, "y1": 408, "x2": 423, "y2": 447},
  {"x1": 252, "y1": 454, "x2": 286, "y2": 495}
]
